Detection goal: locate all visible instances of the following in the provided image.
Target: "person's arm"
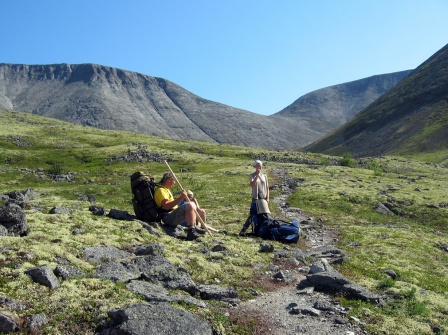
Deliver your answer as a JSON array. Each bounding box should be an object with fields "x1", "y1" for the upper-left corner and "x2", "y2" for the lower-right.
[
  {"x1": 250, "y1": 169, "x2": 261, "y2": 187},
  {"x1": 161, "y1": 190, "x2": 187, "y2": 210},
  {"x1": 266, "y1": 175, "x2": 270, "y2": 202}
]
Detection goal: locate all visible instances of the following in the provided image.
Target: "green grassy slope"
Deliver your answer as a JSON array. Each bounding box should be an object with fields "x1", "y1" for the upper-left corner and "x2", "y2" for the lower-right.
[{"x1": 1, "y1": 110, "x2": 447, "y2": 334}]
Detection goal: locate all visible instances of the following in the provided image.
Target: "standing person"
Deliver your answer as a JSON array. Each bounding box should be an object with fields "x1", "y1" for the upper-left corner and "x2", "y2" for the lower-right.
[
  {"x1": 240, "y1": 160, "x2": 270, "y2": 236},
  {"x1": 250, "y1": 160, "x2": 270, "y2": 205},
  {"x1": 154, "y1": 172, "x2": 202, "y2": 240}
]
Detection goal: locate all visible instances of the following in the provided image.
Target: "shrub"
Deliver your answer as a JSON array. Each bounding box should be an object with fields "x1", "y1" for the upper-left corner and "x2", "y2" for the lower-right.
[{"x1": 340, "y1": 152, "x2": 355, "y2": 167}]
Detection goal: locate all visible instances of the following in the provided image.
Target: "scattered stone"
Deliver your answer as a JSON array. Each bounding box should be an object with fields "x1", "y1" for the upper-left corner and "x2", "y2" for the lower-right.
[
  {"x1": 313, "y1": 299, "x2": 334, "y2": 311},
  {"x1": 126, "y1": 280, "x2": 206, "y2": 308},
  {"x1": 196, "y1": 284, "x2": 238, "y2": 301},
  {"x1": 376, "y1": 202, "x2": 392, "y2": 215},
  {"x1": 71, "y1": 227, "x2": 85, "y2": 235},
  {"x1": 94, "y1": 261, "x2": 142, "y2": 283},
  {"x1": 0, "y1": 205, "x2": 29, "y2": 236},
  {"x1": 132, "y1": 255, "x2": 197, "y2": 293},
  {"x1": 300, "y1": 307, "x2": 321, "y2": 316},
  {"x1": 24, "y1": 313, "x2": 47, "y2": 330},
  {"x1": 25, "y1": 265, "x2": 60, "y2": 288},
  {"x1": 211, "y1": 245, "x2": 227, "y2": 252},
  {"x1": 107, "y1": 208, "x2": 134, "y2": 220},
  {"x1": 259, "y1": 241, "x2": 274, "y2": 252},
  {"x1": 49, "y1": 206, "x2": 70, "y2": 214},
  {"x1": 83, "y1": 246, "x2": 133, "y2": 264},
  {"x1": 384, "y1": 269, "x2": 397, "y2": 279},
  {"x1": 98, "y1": 303, "x2": 213, "y2": 335},
  {"x1": 297, "y1": 287, "x2": 314, "y2": 295},
  {"x1": 0, "y1": 296, "x2": 26, "y2": 311},
  {"x1": 134, "y1": 242, "x2": 164, "y2": 256},
  {"x1": 54, "y1": 265, "x2": 85, "y2": 280},
  {"x1": 0, "y1": 311, "x2": 20, "y2": 333},
  {"x1": 89, "y1": 205, "x2": 105, "y2": 216}
]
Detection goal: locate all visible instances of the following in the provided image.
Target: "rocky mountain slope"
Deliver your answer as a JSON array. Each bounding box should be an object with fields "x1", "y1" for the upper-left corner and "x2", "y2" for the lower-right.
[
  {"x1": 0, "y1": 63, "x2": 409, "y2": 150},
  {"x1": 275, "y1": 70, "x2": 412, "y2": 136},
  {"x1": 306, "y1": 43, "x2": 448, "y2": 157}
]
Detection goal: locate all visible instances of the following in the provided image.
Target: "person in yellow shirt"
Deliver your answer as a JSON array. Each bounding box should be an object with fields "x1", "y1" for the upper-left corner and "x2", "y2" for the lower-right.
[{"x1": 154, "y1": 172, "x2": 202, "y2": 240}]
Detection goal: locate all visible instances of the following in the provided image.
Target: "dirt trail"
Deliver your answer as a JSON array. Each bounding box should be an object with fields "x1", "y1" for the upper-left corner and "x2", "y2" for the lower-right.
[{"x1": 227, "y1": 167, "x2": 367, "y2": 335}]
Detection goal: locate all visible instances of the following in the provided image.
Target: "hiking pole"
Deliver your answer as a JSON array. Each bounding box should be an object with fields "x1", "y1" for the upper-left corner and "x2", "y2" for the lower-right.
[{"x1": 163, "y1": 160, "x2": 212, "y2": 237}]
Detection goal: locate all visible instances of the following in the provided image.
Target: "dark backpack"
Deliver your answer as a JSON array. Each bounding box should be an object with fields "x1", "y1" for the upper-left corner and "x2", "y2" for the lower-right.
[
  {"x1": 243, "y1": 203, "x2": 300, "y2": 243},
  {"x1": 268, "y1": 219, "x2": 300, "y2": 244},
  {"x1": 131, "y1": 171, "x2": 164, "y2": 222}
]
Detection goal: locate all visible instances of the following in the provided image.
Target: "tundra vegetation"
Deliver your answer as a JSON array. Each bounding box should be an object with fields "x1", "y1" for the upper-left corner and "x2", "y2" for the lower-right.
[{"x1": 0, "y1": 110, "x2": 447, "y2": 334}]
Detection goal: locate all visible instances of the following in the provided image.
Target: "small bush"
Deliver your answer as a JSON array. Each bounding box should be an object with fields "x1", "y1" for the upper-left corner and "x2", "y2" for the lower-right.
[
  {"x1": 48, "y1": 160, "x2": 65, "y2": 175},
  {"x1": 340, "y1": 152, "x2": 355, "y2": 167},
  {"x1": 377, "y1": 277, "x2": 395, "y2": 289}
]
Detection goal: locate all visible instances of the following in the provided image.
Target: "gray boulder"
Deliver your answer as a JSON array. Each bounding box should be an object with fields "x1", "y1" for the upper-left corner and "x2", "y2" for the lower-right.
[
  {"x1": 196, "y1": 284, "x2": 238, "y2": 301},
  {"x1": 134, "y1": 242, "x2": 164, "y2": 256},
  {"x1": 300, "y1": 261, "x2": 383, "y2": 304},
  {"x1": 0, "y1": 296, "x2": 26, "y2": 311},
  {"x1": 83, "y1": 246, "x2": 133, "y2": 264},
  {"x1": 94, "y1": 262, "x2": 142, "y2": 283},
  {"x1": 25, "y1": 264, "x2": 60, "y2": 288},
  {"x1": 0, "y1": 205, "x2": 28, "y2": 236},
  {"x1": 0, "y1": 311, "x2": 20, "y2": 333},
  {"x1": 107, "y1": 208, "x2": 135, "y2": 221},
  {"x1": 24, "y1": 313, "x2": 47, "y2": 331},
  {"x1": 54, "y1": 265, "x2": 86, "y2": 280},
  {"x1": 98, "y1": 303, "x2": 212, "y2": 335},
  {"x1": 126, "y1": 280, "x2": 206, "y2": 308},
  {"x1": 132, "y1": 255, "x2": 196, "y2": 293}
]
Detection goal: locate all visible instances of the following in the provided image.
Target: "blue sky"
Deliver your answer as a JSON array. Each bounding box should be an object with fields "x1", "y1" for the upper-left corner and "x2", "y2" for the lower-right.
[{"x1": 1, "y1": 0, "x2": 447, "y2": 115}]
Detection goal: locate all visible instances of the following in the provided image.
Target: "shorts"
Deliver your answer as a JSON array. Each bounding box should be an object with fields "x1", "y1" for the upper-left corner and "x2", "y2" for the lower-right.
[{"x1": 162, "y1": 204, "x2": 187, "y2": 227}]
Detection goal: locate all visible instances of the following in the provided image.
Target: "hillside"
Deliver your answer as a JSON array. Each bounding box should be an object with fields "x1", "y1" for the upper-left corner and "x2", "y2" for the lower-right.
[
  {"x1": 0, "y1": 110, "x2": 447, "y2": 334},
  {"x1": 306, "y1": 43, "x2": 448, "y2": 162},
  {"x1": 275, "y1": 70, "x2": 412, "y2": 135},
  {"x1": 0, "y1": 63, "x2": 409, "y2": 150}
]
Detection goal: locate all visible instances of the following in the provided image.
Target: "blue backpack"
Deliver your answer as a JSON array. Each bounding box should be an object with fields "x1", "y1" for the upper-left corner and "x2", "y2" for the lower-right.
[
  {"x1": 268, "y1": 219, "x2": 300, "y2": 244},
  {"x1": 243, "y1": 203, "x2": 301, "y2": 244}
]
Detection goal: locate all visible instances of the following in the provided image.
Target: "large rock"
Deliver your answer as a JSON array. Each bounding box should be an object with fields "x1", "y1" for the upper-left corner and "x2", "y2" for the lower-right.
[
  {"x1": 98, "y1": 303, "x2": 212, "y2": 335},
  {"x1": 132, "y1": 255, "x2": 197, "y2": 293},
  {"x1": 300, "y1": 261, "x2": 383, "y2": 304},
  {"x1": 0, "y1": 311, "x2": 20, "y2": 333},
  {"x1": 25, "y1": 265, "x2": 60, "y2": 288},
  {"x1": 83, "y1": 246, "x2": 133, "y2": 264},
  {"x1": 126, "y1": 281, "x2": 206, "y2": 308},
  {"x1": 0, "y1": 205, "x2": 29, "y2": 236}
]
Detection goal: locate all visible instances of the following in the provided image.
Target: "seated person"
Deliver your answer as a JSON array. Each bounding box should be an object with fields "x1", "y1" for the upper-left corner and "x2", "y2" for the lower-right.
[
  {"x1": 154, "y1": 172, "x2": 202, "y2": 240},
  {"x1": 180, "y1": 190, "x2": 224, "y2": 233}
]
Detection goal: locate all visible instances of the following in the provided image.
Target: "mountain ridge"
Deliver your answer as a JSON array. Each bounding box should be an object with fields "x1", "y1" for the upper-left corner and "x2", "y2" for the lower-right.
[
  {"x1": 305, "y1": 43, "x2": 448, "y2": 158},
  {"x1": 0, "y1": 63, "x2": 410, "y2": 150}
]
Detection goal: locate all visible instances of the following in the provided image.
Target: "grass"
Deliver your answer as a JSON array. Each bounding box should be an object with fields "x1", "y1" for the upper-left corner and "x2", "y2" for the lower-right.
[{"x1": 1, "y1": 110, "x2": 448, "y2": 334}]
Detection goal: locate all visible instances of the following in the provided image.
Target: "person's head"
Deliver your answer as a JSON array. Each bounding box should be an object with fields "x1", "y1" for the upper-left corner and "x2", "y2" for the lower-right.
[
  {"x1": 160, "y1": 172, "x2": 174, "y2": 186},
  {"x1": 253, "y1": 160, "x2": 263, "y2": 170}
]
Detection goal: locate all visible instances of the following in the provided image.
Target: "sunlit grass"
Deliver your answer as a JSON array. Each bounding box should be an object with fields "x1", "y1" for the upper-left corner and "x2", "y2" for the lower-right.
[{"x1": 1, "y1": 110, "x2": 447, "y2": 334}]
